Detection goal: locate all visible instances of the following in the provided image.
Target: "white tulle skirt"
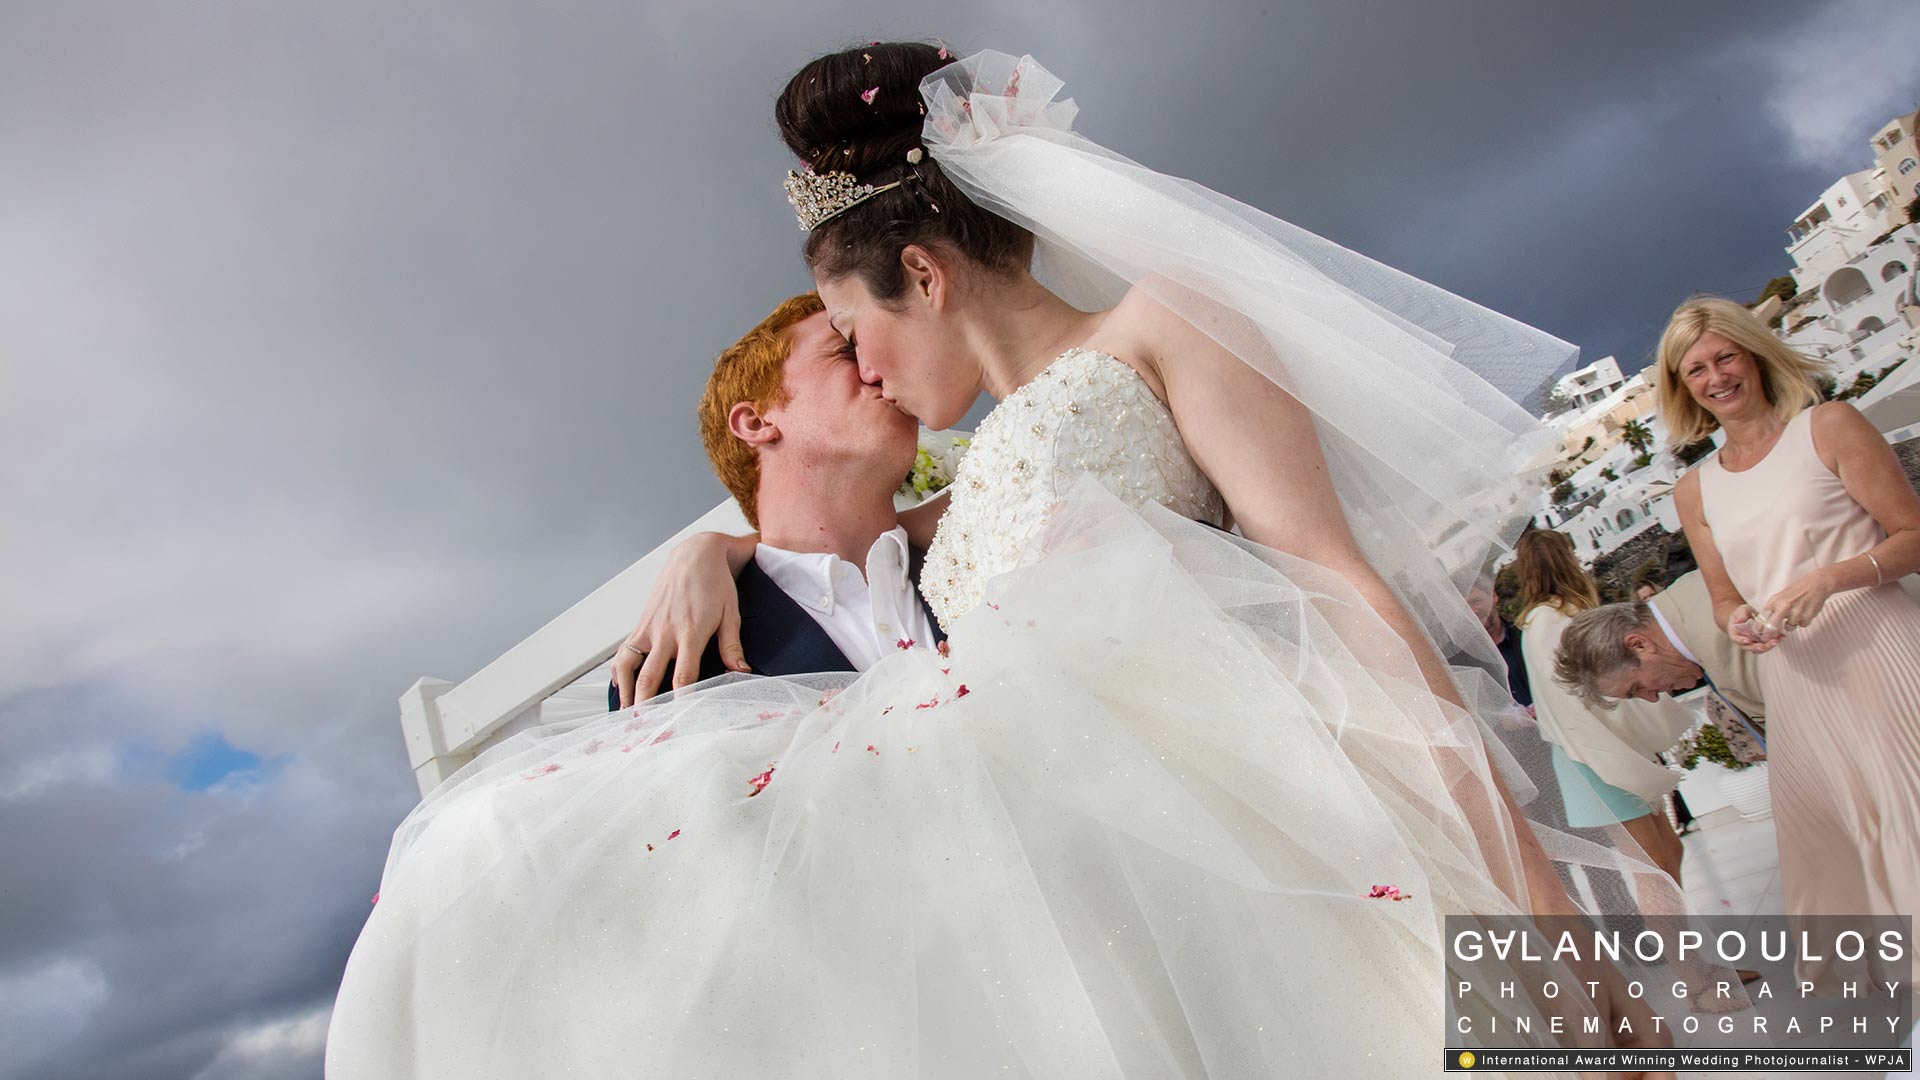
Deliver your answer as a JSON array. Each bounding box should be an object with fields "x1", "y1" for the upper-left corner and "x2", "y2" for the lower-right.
[{"x1": 327, "y1": 499, "x2": 1622, "y2": 1078}]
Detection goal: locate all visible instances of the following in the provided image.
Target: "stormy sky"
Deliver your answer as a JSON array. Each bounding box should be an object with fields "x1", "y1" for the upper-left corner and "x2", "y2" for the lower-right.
[{"x1": 2, "y1": 1, "x2": 1916, "y2": 1076}]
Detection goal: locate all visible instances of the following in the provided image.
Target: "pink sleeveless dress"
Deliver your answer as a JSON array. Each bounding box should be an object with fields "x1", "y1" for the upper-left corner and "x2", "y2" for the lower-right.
[{"x1": 1698, "y1": 405, "x2": 1920, "y2": 981}]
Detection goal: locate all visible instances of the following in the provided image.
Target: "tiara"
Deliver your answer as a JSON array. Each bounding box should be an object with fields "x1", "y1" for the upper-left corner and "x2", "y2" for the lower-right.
[{"x1": 782, "y1": 169, "x2": 905, "y2": 232}]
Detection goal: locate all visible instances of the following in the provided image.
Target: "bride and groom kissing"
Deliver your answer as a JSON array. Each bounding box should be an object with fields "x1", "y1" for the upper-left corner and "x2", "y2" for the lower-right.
[
  {"x1": 329, "y1": 42, "x2": 1682, "y2": 1078},
  {"x1": 606, "y1": 292, "x2": 946, "y2": 701}
]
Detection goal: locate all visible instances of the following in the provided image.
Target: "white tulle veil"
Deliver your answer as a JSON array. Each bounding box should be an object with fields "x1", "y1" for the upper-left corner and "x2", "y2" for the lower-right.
[{"x1": 920, "y1": 51, "x2": 1565, "y2": 674}]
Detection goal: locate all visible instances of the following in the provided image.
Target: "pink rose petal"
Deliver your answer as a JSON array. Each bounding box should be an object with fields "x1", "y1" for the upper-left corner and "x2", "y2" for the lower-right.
[{"x1": 747, "y1": 764, "x2": 776, "y2": 796}]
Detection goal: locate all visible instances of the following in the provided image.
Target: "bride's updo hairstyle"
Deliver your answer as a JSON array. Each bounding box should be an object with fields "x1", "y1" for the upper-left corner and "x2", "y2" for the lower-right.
[{"x1": 776, "y1": 42, "x2": 1034, "y2": 300}]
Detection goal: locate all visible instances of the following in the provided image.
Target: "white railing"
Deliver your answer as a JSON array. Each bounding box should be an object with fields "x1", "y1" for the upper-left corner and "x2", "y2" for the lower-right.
[{"x1": 399, "y1": 498, "x2": 749, "y2": 796}]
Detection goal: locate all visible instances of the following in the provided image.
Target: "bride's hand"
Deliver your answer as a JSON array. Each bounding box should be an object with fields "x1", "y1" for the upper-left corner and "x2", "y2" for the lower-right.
[{"x1": 614, "y1": 532, "x2": 756, "y2": 707}]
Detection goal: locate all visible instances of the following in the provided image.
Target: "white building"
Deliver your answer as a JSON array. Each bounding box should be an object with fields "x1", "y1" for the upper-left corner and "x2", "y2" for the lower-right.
[
  {"x1": 1871, "y1": 109, "x2": 1920, "y2": 213},
  {"x1": 1533, "y1": 395, "x2": 1681, "y2": 562},
  {"x1": 1779, "y1": 223, "x2": 1920, "y2": 389},
  {"x1": 1784, "y1": 170, "x2": 1904, "y2": 288},
  {"x1": 1553, "y1": 356, "x2": 1625, "y2": 410}
]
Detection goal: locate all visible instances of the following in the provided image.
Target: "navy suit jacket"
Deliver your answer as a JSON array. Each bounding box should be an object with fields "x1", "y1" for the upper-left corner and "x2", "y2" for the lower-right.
[{"x1": 609, "y1": 545, "x2": 944, "y2": 710}]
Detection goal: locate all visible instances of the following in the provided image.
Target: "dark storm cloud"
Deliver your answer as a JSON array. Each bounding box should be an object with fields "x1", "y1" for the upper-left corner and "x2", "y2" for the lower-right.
[{"x1": 2, "y1": 1, "x2": 1914, "y2": 1075}]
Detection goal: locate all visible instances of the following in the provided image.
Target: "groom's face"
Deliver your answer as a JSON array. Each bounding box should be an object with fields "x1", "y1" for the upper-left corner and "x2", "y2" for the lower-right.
[{"x1": 763, "y1": 312, "x2": 918, "y2": 469}]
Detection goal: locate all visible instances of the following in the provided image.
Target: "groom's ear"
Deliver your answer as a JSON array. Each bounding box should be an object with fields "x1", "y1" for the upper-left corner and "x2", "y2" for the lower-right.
[
  {"x1": 727, "y1": 400, "x2": 778, "y2": 447},
  {"x1": 899, "y1": 244, "x2": 944, "y2": 309}
]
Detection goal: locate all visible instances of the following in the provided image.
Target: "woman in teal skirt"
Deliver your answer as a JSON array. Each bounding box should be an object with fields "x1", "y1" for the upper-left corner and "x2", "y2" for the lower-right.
[{"x1": 1511, "y1": 530, "x2": 1692, "y2": 881}]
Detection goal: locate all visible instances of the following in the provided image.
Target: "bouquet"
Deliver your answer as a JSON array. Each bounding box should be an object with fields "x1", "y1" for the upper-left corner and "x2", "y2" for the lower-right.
[{"x1": 894, "y1": 428, "x2": 972, "y2": 510}]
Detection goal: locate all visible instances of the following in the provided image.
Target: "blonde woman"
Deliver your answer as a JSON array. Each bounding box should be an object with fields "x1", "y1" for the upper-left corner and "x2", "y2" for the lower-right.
[
  {"x1": 1659, "y1": 296, "x2": 1920, "y2": 982},
  {"x1": 1512, "y1": 530, "x2": 1692, "y2": 883}
]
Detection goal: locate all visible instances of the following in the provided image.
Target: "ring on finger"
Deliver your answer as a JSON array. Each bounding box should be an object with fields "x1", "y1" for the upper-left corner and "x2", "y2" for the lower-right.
[{"x1": 620, "y1": 642, "x2": 647, "y2": 657}]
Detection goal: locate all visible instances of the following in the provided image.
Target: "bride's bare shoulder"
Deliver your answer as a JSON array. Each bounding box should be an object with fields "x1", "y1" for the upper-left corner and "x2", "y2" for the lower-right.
[{"x1": 1080, "y1": 283, "x2": 1206, "y2": 397}]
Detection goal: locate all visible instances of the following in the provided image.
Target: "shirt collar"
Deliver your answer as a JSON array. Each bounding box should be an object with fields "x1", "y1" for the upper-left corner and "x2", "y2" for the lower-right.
[
  {"x1": 1646, "y1": 597, "x2": 1700, "y2": 667},
  {"x1": 755, "y1": 526, "x2": 911, "y2": 613}
]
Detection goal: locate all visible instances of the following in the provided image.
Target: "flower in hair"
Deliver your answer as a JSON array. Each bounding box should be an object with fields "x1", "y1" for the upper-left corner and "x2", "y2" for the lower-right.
[{"x1": 860, "y1": 86, "x2": 878, "y2": 104}]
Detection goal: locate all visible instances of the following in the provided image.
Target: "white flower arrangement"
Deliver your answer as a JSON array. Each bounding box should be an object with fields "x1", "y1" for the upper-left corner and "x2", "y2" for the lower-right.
[{"x1": 894, "y1": 428, "x2": 973, "y2": 510}]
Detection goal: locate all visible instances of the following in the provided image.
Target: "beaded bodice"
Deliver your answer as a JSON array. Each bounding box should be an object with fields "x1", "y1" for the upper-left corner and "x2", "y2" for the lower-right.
[{"x1": 921, "y1": 348, "x2": 1224, "y2": 626}]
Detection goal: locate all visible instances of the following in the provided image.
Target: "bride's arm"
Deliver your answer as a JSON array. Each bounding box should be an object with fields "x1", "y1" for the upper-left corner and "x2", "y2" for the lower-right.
[
  {"x1": 615, "y1": 489, "x2": 949, "y2": 706},
  {"x1": 1128, "y1": 294, "x2": 1583, "y2": 916},
  {"x1": 612, "y1": 530, "x2": 758, "y2": 707}
]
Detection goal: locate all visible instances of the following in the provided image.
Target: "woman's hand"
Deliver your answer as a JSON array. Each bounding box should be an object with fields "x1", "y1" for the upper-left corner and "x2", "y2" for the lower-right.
[
  {"x1": 1761, "y1": 568, "x2": 1835, "y2": 637},
  {"x1": 1726, "y1": 604, "x2": 1781, "y2": 655},
  {"x1": 614, "y1": 532, "x2": 754, "y2": 707}
]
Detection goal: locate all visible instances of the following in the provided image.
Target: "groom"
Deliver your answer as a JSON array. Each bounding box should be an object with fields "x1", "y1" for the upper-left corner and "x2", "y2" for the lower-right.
[{"x1": 610, "y1": 293, "x2": 943, "y2": 708}]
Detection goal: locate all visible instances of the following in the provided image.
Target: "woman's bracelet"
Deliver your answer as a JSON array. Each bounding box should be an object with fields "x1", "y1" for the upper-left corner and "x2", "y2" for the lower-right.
[{"x1": 1866, "y1": 551, "x2": 1884, "y2": 587}]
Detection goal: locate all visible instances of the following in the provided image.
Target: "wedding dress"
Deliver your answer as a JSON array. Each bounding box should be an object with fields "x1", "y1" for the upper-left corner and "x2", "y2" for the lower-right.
[
  {"x1": 327, "y1": 50, "x2": 1711, "y2": 1077},
  {"x1": 326, "y1": 348, "x2": 1619, "y2": 1078}
]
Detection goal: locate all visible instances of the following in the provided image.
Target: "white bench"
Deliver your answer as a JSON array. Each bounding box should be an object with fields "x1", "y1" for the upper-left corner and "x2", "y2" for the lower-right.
[{"x1": 398, "y1": 498, "x2": 750, "y2": 796}]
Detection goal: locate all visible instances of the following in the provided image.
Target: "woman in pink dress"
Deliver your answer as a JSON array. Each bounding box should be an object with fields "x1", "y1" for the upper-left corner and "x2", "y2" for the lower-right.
[{"x1": 1659, "y1": 296, "x2": 1920, "y2": 983}]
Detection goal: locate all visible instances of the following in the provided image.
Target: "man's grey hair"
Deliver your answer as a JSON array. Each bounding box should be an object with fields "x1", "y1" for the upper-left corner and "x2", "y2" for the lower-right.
[{"x1": 1552, "y1": 600, "x2": 1654, "y2": 710}]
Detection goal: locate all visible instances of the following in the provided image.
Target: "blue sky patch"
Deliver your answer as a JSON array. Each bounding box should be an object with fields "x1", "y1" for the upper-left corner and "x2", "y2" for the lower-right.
[
  {"x1": 165, "y1": 733, "x2": 265, "y2": 791},
  {"x1": 118, "y1": 733, "x2": 283, "y2": 793}
]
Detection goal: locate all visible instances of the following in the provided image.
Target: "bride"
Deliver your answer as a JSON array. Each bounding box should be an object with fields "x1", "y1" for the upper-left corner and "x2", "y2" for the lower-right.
[{"x1": 328, "y1": 44, "x2": 1689, "y2": 1078}]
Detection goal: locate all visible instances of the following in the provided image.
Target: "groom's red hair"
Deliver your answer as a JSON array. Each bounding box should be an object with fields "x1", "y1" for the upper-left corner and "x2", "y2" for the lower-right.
[{"x1": 698, "y1": 293, "x2": 826, "y2": 528}]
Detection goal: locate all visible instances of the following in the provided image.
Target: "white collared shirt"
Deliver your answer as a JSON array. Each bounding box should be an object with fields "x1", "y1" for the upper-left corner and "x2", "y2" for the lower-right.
[{"x1": 753, "y1": 526, "x2": 937, "y2": 672}]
